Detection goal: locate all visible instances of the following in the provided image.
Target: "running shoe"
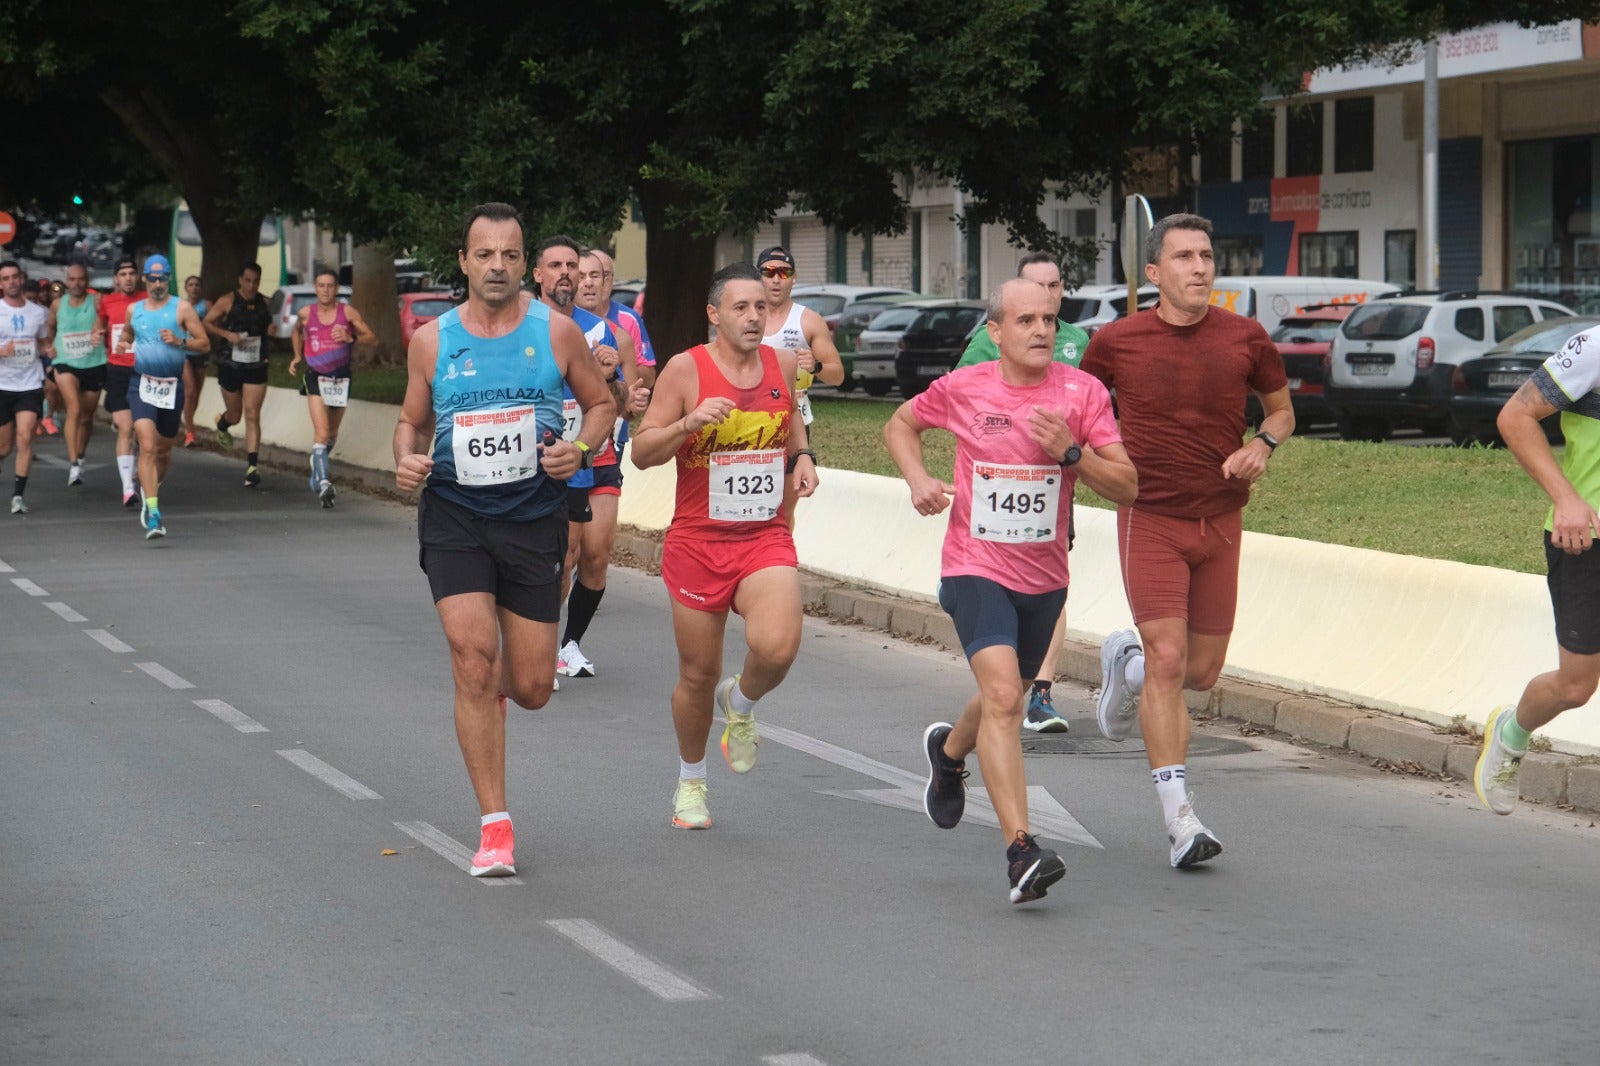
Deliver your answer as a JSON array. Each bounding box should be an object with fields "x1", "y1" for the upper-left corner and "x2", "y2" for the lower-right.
[
  {"x1": 139, "y1": 496, "x2": 148, "y2": 527},
  {"x1": 1022, "y1": 685, "x2": 1069, "y2": 734},
  {"x1": 40, "y1": 416, "x2": 58, "y2": 435},
  {"x1": 922, "y1": 722, "x2": 968, "y2": 829},
  {"x1": 68, "y1": 462, "x2": 83, "y2": 486},
  {"x1": 1167, "y1": 792, "x2": 1222, "y2": 868},
  {"x1": 319, "y1": 479, "x2": 336, "y2": 508},
  {"x1": 1474, "y1": 704, "x2": 1525, "y2": 816},
  {"x1": 469, "y1": 820, "x2": 516, "y2": 877},
  {"x1": 122, "y1": 488, "x2": 139, "y2": 508},
  {"x1": 183, "y1": 431, "x2": 196, "y2": 448},
  {"x1": 243, "y1": 465, "x2": 261, "y2": 488},
  {"x1": 144, "y1": 508, "x2": 166, "y2": 541},
  {"x1": 717, "y1": 675, "x2": 758, "y2": 773},
  {"x1": 1096, "y1": 628, "x2": 1143, "y2": 741},
  {"x1": 671, "y1": 778, "x2": 711, "y2": 829},
  {"x1": 1006, "y1": 830, "x2": 1066, "y2": 904},
  {"x1": 10, "y1": 495, "x2": 27, "y2": 515},
  {"x1": 557, "y1": 640, "x2": 594, "y2": 678},
  {"x1": 214, "y1": 416, "x2": 233, "y2": 448}
]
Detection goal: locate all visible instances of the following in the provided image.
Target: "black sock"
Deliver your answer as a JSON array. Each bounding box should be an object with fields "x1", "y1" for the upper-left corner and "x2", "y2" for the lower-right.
[
  {"x1": 561, "y1": 581, "x2": 605, "y2": 646},
  {"x1": 247, "y1": 451, "x2": 258, "y2": 466},
  {"x1": 217, "y1": 415, "x2": 232, "y2": 430},
  {"x1": 13, "y1": 475, "x2": 26, "y2": 497},
  {"x1": 1032, "y1": 679, "x2": 1051, "y2": 692}
]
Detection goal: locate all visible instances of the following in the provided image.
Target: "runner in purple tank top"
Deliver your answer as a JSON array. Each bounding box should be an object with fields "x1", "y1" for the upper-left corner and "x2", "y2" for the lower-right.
[{"x1": 289, "y1": 268, "x2": 376, "y2": 507}]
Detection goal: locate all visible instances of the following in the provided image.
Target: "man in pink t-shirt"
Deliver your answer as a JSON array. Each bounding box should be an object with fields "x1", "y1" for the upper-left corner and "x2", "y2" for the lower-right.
[{"x1": 884, "y1": 278, "x2": 1137, "y2": 904}]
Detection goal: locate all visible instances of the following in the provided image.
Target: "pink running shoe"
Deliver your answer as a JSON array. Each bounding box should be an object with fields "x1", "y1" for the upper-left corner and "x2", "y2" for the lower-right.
[{"x1": 470, "y1": 820, "x2": 516, "y2": 878}]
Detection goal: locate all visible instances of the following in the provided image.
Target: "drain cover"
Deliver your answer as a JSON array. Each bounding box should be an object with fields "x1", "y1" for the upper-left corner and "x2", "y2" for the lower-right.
[{"x1": 1022, "y1": 720, "x2": 1253, "y2": 758}]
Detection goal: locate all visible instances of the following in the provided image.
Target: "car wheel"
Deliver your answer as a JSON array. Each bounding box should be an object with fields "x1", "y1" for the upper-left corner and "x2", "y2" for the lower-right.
[
  {"x1": 1335, "y1": 414, "x2": 1391, "y2": 442},
  {"x1": 862, "y1": 379, "x2": 892, "y2": 397}
]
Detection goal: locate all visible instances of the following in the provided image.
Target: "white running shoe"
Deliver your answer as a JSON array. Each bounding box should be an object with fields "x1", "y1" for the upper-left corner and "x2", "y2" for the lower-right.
[
  {"x1": 68, "y1": 462, "x2": 83, "y2": 486},
  {"x1": 556, "y1": 640, "x2": 595, "y2": 678},
  {"x1": 1167, "y1": 792, "x2": 1223, "y2": 868},
  {"x1": 10, "y1": 495, "x2": 27, "y2": 514},
  {"x1": 1474, "y1": 704, "x2": 1525, "y2": 816},
  {"x1": 1096, "y1": 629, "x2": 1142, "y2": 740}
]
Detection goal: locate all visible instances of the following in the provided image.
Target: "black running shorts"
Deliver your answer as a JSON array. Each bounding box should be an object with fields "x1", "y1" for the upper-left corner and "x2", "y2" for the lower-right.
[
  {"x1": 938, "y1": 575, "x2": 1067, "y2": 681},
  {"x1": 0, "y1": 388, "x2": 44, "y2": 426},
  {"x1": 1546, "y1": 531, "x2": 1600, "y2": 655},
  {"x1": 418, "y1": 488, "x2": 566, "y2": 623},
  {"x1": 103, "y1": 365, "x2": 133, "y2": 413}
]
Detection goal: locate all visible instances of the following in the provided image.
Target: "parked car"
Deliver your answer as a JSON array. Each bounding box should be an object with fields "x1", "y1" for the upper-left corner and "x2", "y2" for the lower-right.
[
  {"x1": 893, "y1": 300, "x2": 988, "y2": 397},
  {"x1": 851, "y1": 300, "x2": 952, "y2": 396},
  {"x1": 833, "y1": 293, "x2": 931, "y2": 387},
  {"x1": 1209, "y1": 275, "x2": 1398, "y2": 335},
  {"x1": 269, "y1": 283, "x2": 352, "y2": 345},
  {"x1": 30, "y1": 222, "x2": 58, "y2": 260},
  {"x1": 791, "y1": 284, "x2": 914, "y2": 332},
  {"x1": 1245, "y1": 304, "x2": 1354, "y2": 428},
  {"x1": 399, "y1": 290, "x2": 456, "y2": 347},
  {"x1": 1447, "y1": 316, "x2": 1600, "y2": 446},
  {"x1": 1060, "y1": 284, "x2": 1159, "y2": 335},
  {"x1": 611, "y1": 279, "x2": 645, "y2": 308},
  {"x1": 1323, "y1": 291, "x2": 1576, "y2": 441}
]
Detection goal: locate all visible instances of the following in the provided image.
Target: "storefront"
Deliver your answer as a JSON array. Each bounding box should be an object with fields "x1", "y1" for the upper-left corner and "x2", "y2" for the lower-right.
[{"x1": 1508, "y1": 134, "x2": 1600, "y2": 311}]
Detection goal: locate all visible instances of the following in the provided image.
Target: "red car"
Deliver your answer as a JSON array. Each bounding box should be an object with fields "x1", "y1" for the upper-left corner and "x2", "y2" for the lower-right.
[{"x1": 399, "y1": 291, "x2": 456, "y2": 348}]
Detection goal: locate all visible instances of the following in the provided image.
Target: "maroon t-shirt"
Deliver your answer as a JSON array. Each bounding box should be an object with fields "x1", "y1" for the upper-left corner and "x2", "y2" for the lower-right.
[{"x1": 1080, "y1": 306, "x2": 1286, "y2": 518}]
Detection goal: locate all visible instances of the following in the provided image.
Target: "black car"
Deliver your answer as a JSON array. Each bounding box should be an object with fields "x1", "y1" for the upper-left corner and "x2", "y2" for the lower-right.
[
  {"x1": 893, "y1": 301, "x2": 987, "y2": 397},
  {"x1": 1448, "y1": 316, "x2": 1600, "y2": 446}
]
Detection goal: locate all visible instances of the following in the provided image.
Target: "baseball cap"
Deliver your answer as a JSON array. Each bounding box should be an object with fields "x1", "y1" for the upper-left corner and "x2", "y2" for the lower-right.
[
  {"x1": 143, "y1": 253, "x2": 172, "y2": 278},
  {"x1": 755, "y1": 245, "x2": 794, "y2": 269}
]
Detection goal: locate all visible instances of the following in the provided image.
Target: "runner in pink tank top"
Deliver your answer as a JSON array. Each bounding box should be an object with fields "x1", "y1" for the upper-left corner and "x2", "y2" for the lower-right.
[{"x1": 288, "y1": 269, "x2": 376, "y2": 507}]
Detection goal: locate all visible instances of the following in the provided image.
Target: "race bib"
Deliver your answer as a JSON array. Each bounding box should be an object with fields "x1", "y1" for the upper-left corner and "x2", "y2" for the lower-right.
[
  {"x1": 970, "y1": 461, "x2": 1061, "y2": 542},
  {"x1": 451, "y1": 405, "x2": 540, "y2": 487},
  {"x1": 60, "y1": 331, "x2": 96, "y2": 360},
  {"x1": 317, "y1": 376, "x2": 350, "y2": 407},
  {"x1": 561, "y1": 398, "x2": 581, "y2": 442},
  {"x1": 138, "y1": 375, "x2": 179, "y2": 410},
  {"x1": 708, "y1": 448, "x2": 784, "y2": 522},
  {"x1": 232, "y1": 335, "x2": 262, "y2": 364},
  {"x1": 106, "y1": 322, "x2": 128, "y2": 354},
  {"x1": 796, "y1": 388, "x2": 815, "y2": 426},
  {"x1": 3, "y1": 337, "x2": 37, "y2": 366}
]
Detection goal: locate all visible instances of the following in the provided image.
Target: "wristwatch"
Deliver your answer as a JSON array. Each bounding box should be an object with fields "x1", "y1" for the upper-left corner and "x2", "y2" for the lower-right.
[
  {"x1": 1060, "y1": 443, "x2": 1082, "y2": 467},
  {"x1": 1256, "y1": 430, "x2": 1280, "y2": 453},
  {"x1": 575, "y1": 440, "x2": 593, "y2": 469},
  {"x1": 786, "y1": 448, "x2": 818, "y2": 474}
]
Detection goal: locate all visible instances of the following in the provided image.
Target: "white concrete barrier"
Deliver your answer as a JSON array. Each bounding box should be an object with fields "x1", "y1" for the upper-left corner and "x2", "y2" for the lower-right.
[{"x1": 230, "y1": 384, "x2": 1600, "y2": 754}]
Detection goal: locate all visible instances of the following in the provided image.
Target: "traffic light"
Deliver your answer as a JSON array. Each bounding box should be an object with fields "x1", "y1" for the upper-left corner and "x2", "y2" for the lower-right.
[{"x1": 72, "y1": 195, "x2": 83, "y2": 206}]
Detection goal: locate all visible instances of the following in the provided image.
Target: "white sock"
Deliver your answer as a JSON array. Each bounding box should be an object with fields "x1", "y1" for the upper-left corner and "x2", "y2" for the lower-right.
[
  {"x1": 679, "y1": 758, "x2": 707, "y2": 781},
  {"x1": 1152, "y1": 765, "x2": 1188, "y2": 822},
  {"x1": 117, "y1": 454, "x2": 135, "y2": 493},
  {"x1": 1126, "y1": 653, "x2": 1146, "y2": 693},
  {"x1": 480, "y1": 811, "x2": 510, "y2": 827},
  {"x1": 728, "y1": 679, "x2": 758, "y2": 714}
]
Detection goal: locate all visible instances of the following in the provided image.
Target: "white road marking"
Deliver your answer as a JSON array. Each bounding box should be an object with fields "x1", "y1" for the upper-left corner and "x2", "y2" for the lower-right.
[
  {"x1": 277, "y1": 749, "x2": 382, "y2": 800},
  {"x1": 30, "y1": 454, "x2": 104, "y2": 472},
  {"x1": 764, "y1": 1056, "x2": 833, "y2": 1066},
  {"x1": 11, "y1": 578, "x2": 47, "y2": 597},
  {"x1": 193, "y1": 698, "x2": 268, "y2": 734},
  {"x1": 84, "y1": 629, "x2": 133, "y2": 653},
  {"x1": 134, "y1": 661, "x2": 195, "y2": 690},
  {"x1": 545, "y1": 919, "x2": 717, "y2": 1002},
  {"x1": 760, "y1": 720, "x2": 1103, "y2": 849},
  {"x1": 0, "y1": 557, "x2": 12, "y2": 573},
  {"x1": 393, "y1": 821, "x2": 524, "y2": 886},
  {"x1": 44, "y1": 601, "x2": 87, "y2": 622}
]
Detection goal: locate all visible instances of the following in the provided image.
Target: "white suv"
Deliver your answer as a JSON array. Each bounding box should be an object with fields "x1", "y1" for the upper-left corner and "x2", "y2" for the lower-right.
[{"x1": 1323, "y1": 291, "x2": 1574, "y2": 441}]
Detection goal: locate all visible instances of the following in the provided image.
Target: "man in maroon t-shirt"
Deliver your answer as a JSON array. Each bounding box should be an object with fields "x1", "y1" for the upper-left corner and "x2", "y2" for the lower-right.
[{"x1": 1079, "y1": 213, "x2": 1293, "y2": 869}]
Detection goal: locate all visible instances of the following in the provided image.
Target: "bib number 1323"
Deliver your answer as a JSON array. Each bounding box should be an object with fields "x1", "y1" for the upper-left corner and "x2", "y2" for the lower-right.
[
  {"x1": 452, "y1": 405, "x2": 540, "y2": 486},
  {"x1": 708, "y1": 448, "x2": 784, "y2": 521}
]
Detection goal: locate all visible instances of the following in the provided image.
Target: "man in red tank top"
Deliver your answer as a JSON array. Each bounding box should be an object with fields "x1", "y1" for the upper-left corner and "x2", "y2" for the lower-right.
[
  {"x1": 1079, "y1": 213, "x2": 1293, "y2": 869},
  {"x1": 631, "y1": 262, "x2": 819, "y2": 831}
]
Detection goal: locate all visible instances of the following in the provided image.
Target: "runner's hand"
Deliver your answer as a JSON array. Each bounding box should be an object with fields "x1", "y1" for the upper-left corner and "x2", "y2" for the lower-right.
[
  {"x1": 541, "y1": 439, "x2": 582, "y2": 480},
  {"x1": 909, "y1": 476, "x2": 955, "y2": 517},
  {"x1": 593, "y1": 343, "x2": 620, "y2": 375},
  {"x1": 288, "y1": 358, "x2": 302, "y2": 376},
  {"x1": 791, "y1": 454, "x2": 818, "y2": 498},
  {"x1": 159, "y1": 328, "x2": 180, "y2": 345},
  {"x1": 395, "y1": 453, "x2": 433, "y2": 493},
  {"x1": 627, "y1": 383, "x2": 652, "y2": 415},
  {"x1": 684, "y1": 396, "x2": 736, "y2": 432},
  {"x1": 1221, "y1": 441, "x2": 1269, "y2": 483},
  {"x1": 1551, "y1": 496, "x2": 1600, "y2": 555},
  {"x1": 332, "y1": 326, "x2": 354, "y2": 344},
  {"x1": 1026, "y1": 406, "x2": 1076, "y2": 462},
  {"x1": 795, "y1": 347, "x2": 816, "y2": 374}
]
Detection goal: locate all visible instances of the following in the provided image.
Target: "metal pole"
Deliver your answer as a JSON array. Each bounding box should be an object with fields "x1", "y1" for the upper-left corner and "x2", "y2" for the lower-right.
[
  {"x1": 1421, "y1": 38, "x2": 1439, "y2": 291},
  {"x1": 952, "y1": 188, "x2": 966, "y2": 298}
]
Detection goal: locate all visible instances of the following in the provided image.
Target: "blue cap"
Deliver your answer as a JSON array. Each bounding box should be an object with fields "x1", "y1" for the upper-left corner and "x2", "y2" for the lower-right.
[{"x1": 143, "y1": 253, "x2": 172, "y2": 278}]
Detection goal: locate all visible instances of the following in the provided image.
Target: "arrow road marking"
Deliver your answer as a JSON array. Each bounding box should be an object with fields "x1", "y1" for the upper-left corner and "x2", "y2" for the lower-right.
[{"x1": 757, "y1": 721, "x2": 1102, "y2": 849}]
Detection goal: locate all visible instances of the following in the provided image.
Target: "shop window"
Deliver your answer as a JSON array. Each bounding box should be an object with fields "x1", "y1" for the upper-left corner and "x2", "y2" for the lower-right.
[
  {"x1": 1454, "y1": 307, "x2": 1484, "y2": 341},
  {"x1": 1299, "y1": 231, "x2": 1357, "y2": 278},
  {"x1": 1509, "y1": 135, "x2": 1600, "y2": 308},
  {"x1": 1241, "y1": 115, "x2": 1274, "y2": 181},
  {"x1": 1214, "y1": 235, "x2": 1263, "y2": 276},
  {"x1": 1285, "y1": 104, "x2": 1324, "y2": 178},
  {"x1": 1493, "y1": 305, "x2": 1534, "y2": 341},
  {"x1": 1385, "y1": 230, "x2": 1416, "y2": 289},
  {"x1": 1334, "y1": 97, "x2": 1375, "y2": 173}
]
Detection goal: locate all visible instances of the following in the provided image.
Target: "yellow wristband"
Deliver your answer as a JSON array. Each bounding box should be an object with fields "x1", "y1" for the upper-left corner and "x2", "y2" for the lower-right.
[{"x1": 575, "y1": 440, "x2": 591, "y2": 454}]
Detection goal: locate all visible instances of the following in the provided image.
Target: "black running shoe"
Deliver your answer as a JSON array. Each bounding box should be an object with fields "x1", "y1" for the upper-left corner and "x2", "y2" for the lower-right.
[
  {"x1": 922, "y1": 722, "x2": 967, "y2": 829},
  {"x1": 1006, "y1": 831, "x2": 1065, "y2": 904}
]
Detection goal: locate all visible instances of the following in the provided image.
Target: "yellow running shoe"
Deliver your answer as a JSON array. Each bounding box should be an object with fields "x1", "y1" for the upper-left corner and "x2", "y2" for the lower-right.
[
  {"x1": 718, "y1": 675, "x2": 758, "y2": 773},
  {"x1": 672, "y1": 778, "x2": 711, "y2": 829}
]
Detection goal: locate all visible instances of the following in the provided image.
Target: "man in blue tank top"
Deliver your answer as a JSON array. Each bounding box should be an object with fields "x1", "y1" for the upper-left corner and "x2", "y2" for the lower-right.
[{"x1": 393, "y1": 203, "x2": 616, "y2": 878}]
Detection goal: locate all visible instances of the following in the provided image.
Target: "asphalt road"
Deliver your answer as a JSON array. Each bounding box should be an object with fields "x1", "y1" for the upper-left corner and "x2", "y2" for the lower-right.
[{"x1": 4, "y1": 432, "x2": 1599, "y2": 1065}]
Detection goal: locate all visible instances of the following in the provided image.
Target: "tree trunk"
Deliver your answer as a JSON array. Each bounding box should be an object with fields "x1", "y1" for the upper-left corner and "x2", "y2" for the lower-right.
[
  {"x1": 186, "y1": 202, "x2": 265, "y2": 302},
  {"x1": 637, "y1": 178, "x2": 718, "y2": 366},
  {"x1": 350, "y1": 243, "x2": 403, "y2": 365}
]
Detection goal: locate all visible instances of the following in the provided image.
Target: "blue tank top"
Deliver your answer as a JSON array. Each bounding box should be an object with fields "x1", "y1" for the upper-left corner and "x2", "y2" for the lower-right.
[
  {"x1": 561, "y1": 306, "x2": 616, "y2": 490},
  {"x1": 129, "y1": 298, "x2": 186, "y2": 377},
  {"x1": 428, "y1": 301, "x2": 565, "y2": 520}
]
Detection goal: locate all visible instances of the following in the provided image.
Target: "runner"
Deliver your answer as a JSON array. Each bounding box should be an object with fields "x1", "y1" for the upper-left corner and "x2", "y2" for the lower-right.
[
  {"x1": 121, "y1": 253, "x2": 209, "y2": 539},
  {"x1": 630, "y1": 262, "x2": 818, "y2": 830},
  {"x1": 561, "y1": 249, "x2": 651, "y2": 677},
  {"x1": 594, "y1": 249, "x2": 656, "y2": 388},
  {"x1": 34, "y1": 278, "x2": 61, "y2": 438},
  {"x1": 288, "y1": 267, "x2": 376, "y2": 507},
  {"x1": 758, "y1": 244, "x2": 841, "y2": 433},
  {"x1": 393, "y1": 203, "x2": 615, "y2": 877},
  {"x1": 204, "y1": 262, "x2": 274, "y2": 487},
  {"x1": 180, "y1": 274, "x2": 209, "y2": 447},
  {"x1": 887, "y1": 278, "x2": 1135, "y2": 902},
  {"x1": 46, "y1": 262, "x2": 106, "y2": 486},
  {"x1": 956, "y1": 252, "x2": 1094, "y2": 734},
  {"x1": 1080, "y1": 213, "x2": 1293, "y2": 868},
  {"x1": 97, "y1": 258, "x2": 145, "y2": 506},
  {"x1": 1474, "y1": 324, "x2": 1600, "y2": 815},
  {"x1": 0, "y1": 260, "x2": 52, "y2": 514}
]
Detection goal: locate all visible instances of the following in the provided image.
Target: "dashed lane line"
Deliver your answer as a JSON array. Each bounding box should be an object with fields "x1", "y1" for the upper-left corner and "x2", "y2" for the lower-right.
[
  {"x1": 193, "y1": 699, "x2": 268, "y2": 734},
  {"x1": 11, "y1": 577, "x2": 47, "y2": 597},
  {"x1": 276, "y1": 749, "x2": 382, "y2": 800},
  {"x1": 545, "y1": 918, "x2": 718, "y2": 1002},
  {"x1": 84, "y1": 629, "x2": 133, "y2": 653},
  {"x1": 44, "y1": 601, "x2": 87, "y2": 623},
  {"x1": 134, "y1": 661, "x2": 195, "y2": 689}
]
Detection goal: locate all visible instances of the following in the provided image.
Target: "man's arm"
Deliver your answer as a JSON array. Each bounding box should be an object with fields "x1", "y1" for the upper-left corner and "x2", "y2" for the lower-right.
[
  {"x1": 774, "y1": 348, "x2": 817, "y2": 497},
  {"x1": 177, "y1": 301, "x2": 209, "y2": 354},
  {"x1": 393, "y1": 321, "x2": 439, "y2": 492},
  {"x1": 543, "y1": 314, "x2": 617, "y2": 480},
  {"x1": 288, "y1": 306, "x2": 308, "y2": 374},
  {"x1": 631, "y1": 351, "x2": 736, "y2": 469},
  {"x1": 203, "y1": 294, "x2": 236, "y2": 343},
  {"x1": 1500, "y1": 379, "x2": 1599, "y2": 554},
  {"x1": 883, "y1": 402, "x2": 954, "y2": 515},
  {"x1": 801, "y1": 308, "x2": 844, "y2": 386},
  {"x1": 1222, "y1": 386, "x2": 1294, "y2": 482},
  {"x1": 345, "y1": 305, "x2": 378, "y2": 346}
]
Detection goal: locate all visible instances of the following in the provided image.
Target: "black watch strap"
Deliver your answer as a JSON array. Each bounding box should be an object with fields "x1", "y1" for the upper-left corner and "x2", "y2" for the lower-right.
[
  {"x1": 1257, "y1": 431, "x2": 1280, "y2": 452},
  {"x1": 786, "y1": 448, "x2": 817, "y2": 474},
  {"x1": 1060, "y1": 443, "x2": 1082, "y2": 467}
]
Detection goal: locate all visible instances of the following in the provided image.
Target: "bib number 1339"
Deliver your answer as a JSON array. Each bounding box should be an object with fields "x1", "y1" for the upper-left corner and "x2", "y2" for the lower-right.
[
  {"x1": 970, "y1": 461, "x2": 1060, "y2": 542},
  {"x1": 452, "y1": 405, "x2": 540, "y2": 486}
]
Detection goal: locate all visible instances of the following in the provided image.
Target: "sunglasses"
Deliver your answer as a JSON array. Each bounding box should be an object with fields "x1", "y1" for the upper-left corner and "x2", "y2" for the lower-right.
[
  {"x1": 761, "y1": 266, "x2": 795, "y2": 279},
  {"x1": 144, "y1": 273, "x2": 169, "y2": 282}
]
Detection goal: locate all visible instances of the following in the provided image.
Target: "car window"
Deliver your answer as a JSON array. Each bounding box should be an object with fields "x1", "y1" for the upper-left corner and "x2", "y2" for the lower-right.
[
  {"x1": 1538, "y1": 304, "x2": 1569, "y2": 320},
  {"x1": 1270, "y1": 320, "x2": 1342, "y2": 344},
  {"x1": 867, "y1": 307, "x2": 921, "y2": 331},
  {"x1": 1059, "y1": 297, "x2": 1095, "y2": 322},
  {"x1": 1342, "y1": 303, "x2": 1429, "y2": 341},
  {"x1": 1493, "y1": 305, "x2": 1534, "y2": 342},
  {"x1": 910, "y1": 307, "x2": 985, "y2": 333},
  {"x1": 412, "y1": 298, "x2": 453, "y2": 317},
  {"x1": 1454, "y1": 307, "x2": 1485, "y2": 341},
  {"x1": 268, "y1": 291, "x2": 285, "y2": 316},
  {"x1": 1508, "y1": 320, "x2": 1596, "y2": 355},
  {"x1": 794, "y1": 294, "x2": 845, "y2": 316},
  {"x1": 291, "y1": 294, "x2": 317, "y2": 317}
]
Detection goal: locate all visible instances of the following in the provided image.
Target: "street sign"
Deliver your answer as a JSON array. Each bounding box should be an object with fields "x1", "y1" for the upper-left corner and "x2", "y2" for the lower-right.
[
  {"x1": 1121, "y1": 195, "x2": 1153, "y2": 312},
  {"x1": 0, "y1": 211, "x2": 15, "y2": 246}
]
